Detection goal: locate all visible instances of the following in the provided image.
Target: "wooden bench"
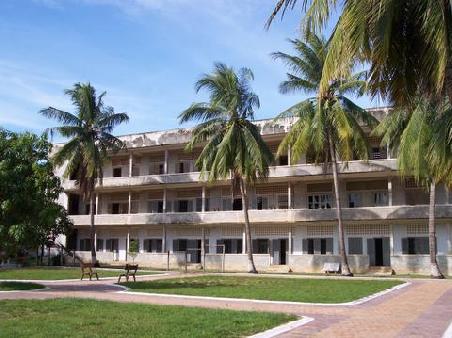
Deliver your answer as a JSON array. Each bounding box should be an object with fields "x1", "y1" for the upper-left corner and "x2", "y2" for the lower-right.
[
  {"x1": 117, "y1": 264, "x2": 138, "y2": 283},
  {"x1": 322, "y1": 262, "x2": 341, "y2": 275},
  {"x1": 80, "y1": 262, "x2": 99, "y2": 281}
]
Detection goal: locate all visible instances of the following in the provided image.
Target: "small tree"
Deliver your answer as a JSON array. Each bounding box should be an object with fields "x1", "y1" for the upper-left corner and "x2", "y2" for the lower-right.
[{"x1": 128, "y1": 240, "x2": 139, "y2": 263}]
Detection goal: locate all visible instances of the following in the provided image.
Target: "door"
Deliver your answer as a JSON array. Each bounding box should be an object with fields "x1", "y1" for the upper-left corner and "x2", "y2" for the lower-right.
[
  {"x1": 367, "y1": 237, "x2": 390, "y2": 266},
  {"x1": 374, "y1": 238, "x2": 383, "y2": 266},
  {"x1": 279, "y1": 239, "x2": 287, "y2": 265}
]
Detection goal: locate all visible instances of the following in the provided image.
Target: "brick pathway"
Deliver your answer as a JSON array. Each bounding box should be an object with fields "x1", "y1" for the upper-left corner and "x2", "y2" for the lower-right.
[{"x1": 1, "y1": 274, "x2": 451, "y2": 337}]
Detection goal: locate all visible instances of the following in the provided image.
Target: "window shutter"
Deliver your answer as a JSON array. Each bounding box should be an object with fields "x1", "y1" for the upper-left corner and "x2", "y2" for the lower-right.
[
  {"x1": 173, "y1": 240, "x2": 179, "y2": 252},
  {"x1": 326, "y1": 238, "x2": 334, "y2": 255},
  {"x1": 302, "y1": 239, "x2": 308, "y2": 254},
  {"x1": 252, "y1": 240, "x2": 258, "y2": 254}
]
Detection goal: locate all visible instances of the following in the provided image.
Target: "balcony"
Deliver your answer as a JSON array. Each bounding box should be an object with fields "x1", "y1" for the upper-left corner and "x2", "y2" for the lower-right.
[
  {"x1": 69, "y1": 204, "x2": 452, "y2": 226},
  {"x1": 62, "y1": 159, "x2": 398, "y2": 192}
]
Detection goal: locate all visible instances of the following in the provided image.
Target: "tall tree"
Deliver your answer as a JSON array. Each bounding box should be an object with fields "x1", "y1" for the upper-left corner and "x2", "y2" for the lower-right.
[
  {"x1": 40, "y1": 83, "x2": 129, "y2": 265},
  {"x1": 373, "y1": 98, "x2": 450, "y2": 278},
  {"x1": 179, "y1": 63, "x2": 274, "y2": 273},
  {"x1": 0, "y1": 129, "x2": 72, "y2": 262},
  {"x1": 267, "y1": 1, "x2": 452, "y2": 107},
  {"x1": 273, "y1": 34, "x2": 377, "y2": 276}
]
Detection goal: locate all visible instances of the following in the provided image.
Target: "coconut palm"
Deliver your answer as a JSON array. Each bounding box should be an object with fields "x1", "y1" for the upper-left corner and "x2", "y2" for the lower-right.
[
  {"x1": 179, "y1": 63, "x2": 274, "y2": 273},
  {"x1": 40, "y1": 83, "x2": 129, "y2": 264},
  {"x1": 266, "y1": 1, "x2": 452, "y2": 106},
  {"x1": 273, "y1": 34, "x2": 378, "y2": 276},
  {"x1": 373, "y1": 98, "x2": 450, "y2": 278}
]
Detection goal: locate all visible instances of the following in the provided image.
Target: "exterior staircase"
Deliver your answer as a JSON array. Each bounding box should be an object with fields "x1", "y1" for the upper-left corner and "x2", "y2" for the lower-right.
[
  {"x1": 368, "y1": 266, "x2": 394, "y2": 276},
  {"x1": 264, "y1": 265, "x2": 292, "y2": 274}
]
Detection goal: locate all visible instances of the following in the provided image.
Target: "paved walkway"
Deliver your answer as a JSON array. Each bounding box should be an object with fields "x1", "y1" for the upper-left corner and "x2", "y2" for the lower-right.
[{"x1": 1, "y1": 273, "x2": 451, "y2": 337}]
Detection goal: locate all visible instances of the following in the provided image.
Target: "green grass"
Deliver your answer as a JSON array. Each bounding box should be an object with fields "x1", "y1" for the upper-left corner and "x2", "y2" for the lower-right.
[
  {"x1": 0, "y1": 282, "x2": 45, "y2": 291},
  {"x1": 0, "y1": 267, "x2": 157, "y2": 280},
  {"x1": 121, "y1": 275, "x2": 403, "y2": 303},
  {"x1": 0, "y1": 298, "x2": 295, "y2": 338}
]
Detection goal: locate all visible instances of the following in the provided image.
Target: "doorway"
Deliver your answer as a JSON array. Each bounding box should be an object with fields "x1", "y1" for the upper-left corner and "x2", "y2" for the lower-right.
[
  {"x1": 272, "y1": 239, "x2": 288, "y2": 265},
  {"x1": 367, "y1": 237, "x2": 390, "y2": 266}
]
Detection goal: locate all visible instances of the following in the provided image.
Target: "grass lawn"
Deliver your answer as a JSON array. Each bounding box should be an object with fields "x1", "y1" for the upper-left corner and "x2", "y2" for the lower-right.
[
  {"x1": 0, "y1": 281, "x2": 45, "y2": 291},
  {"x1": 121, "y1": 275, "x2": 403, "y2": 304},
  {"x1": 0, "y1": 298, "x2": 295, "y2": 338},
  {"x1": 0, "y1": 267, "x2": 157, "y2": 280}
]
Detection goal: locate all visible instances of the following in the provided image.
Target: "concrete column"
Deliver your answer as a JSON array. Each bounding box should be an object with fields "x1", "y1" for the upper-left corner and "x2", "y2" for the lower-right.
[
  {"x1": 163, "y1": 188, "x2": 167, "y2": 213},
  {"x1": 288, "y1": 227, "x2": 292, "y2": 254},
  {"x1": 95, "y1": 194, "x2": 99, "y2": 215},
  {"x1": 389, "y1": 224, "x2": 394, "y2": 256},
  {"x1": 288, "y1": 183, "x2": 292, "y2": 209},
  {"x1": 128, "y1": 191, "x2": 132, "y2": 214},
  {"x1": 242, "y1": 228, "x2": 246, "y2": 254},
  {"x1": 126, "y1": 230, "x2": 130, "y2": 262},
  {"x1": 201, "y1": 227, "x2": 205, "y2": 268},
  {"x1": 446, "y1": 185, "x2": 450, "y2": 204},
  {"x1": 387, "y1": 144, "x2": 391, "y2": 159},
  {"x1": 388, "y1": 178, "x2": 393, "y2": 206},
  {"x1": 202, "y1": 186, "x2": 206, "y2": 212},
  {"x1": 288, "y1": 145, "x2": 291, "y2": 166},
  {"x1": 162, "y1": 225, "x2": 166, "y2": 252},
  {"x1": 94, "y1": 231, "x2": 97, "y2": 251},
  {"x1": 128, "y1": 152, "x2": 133, "y2": 177},
  {"x1": 164, "y1": 150, "x2": 169, "y2": 174}
]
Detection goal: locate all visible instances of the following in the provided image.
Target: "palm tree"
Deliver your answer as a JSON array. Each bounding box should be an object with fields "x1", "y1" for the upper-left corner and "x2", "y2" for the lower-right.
[
  {"x1": 179, "y1": 63, "x2": 274, "y2": 273},
  {"x1": 273, "y1": 34, "x2": 378, "y2": 276},
  {"x1": 373, "y1": 98, "x2": 449, "y2": 278},
  {"x1": 266, "y1": 1, "x2": 452, "y2": 106},
  {"x1": 40, "y1": 83, "x2": 129, "y2": 265}
]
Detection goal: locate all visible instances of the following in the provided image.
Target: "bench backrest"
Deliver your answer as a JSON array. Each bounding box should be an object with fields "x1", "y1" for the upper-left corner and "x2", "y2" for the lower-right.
[
  {"x1": 125, "y1": 264, "x2": 138, "y2": 273},
  {"x1": 322, "y1": 262, "x2": 340, "y2": 272}
]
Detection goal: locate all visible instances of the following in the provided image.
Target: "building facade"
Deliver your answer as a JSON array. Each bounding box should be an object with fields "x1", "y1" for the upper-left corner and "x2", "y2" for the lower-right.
[{"x1": 57, "y1": 108, "x2": 452, "y2": 275}]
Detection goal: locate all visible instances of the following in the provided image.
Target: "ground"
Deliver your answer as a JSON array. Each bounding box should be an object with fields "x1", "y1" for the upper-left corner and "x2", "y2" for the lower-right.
[
  {"x1": 0, "y1": 281, "x2": 45, "y2": 291},
  {"x1": 0, "y1": 267, "x2": 157, "y2": 280},
  {"x1": 0, "y1": 298, "x2": 294, "y2": 338},
  {"x1": 0, "y1": 270, "x2": 451, "y2": 337},
  {"x1": 120, "y1": 275, "x2": 402, "y2": 303}
]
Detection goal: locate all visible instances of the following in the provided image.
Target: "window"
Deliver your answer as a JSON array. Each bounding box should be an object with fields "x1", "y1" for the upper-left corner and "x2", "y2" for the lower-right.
[
  {"x1": 308, "y1": 194, "x2": 332, "y2": 209},
  {"x1": 112, "y1": 203, "x2": 120, "y2": 214},
  {"x1": 106, "y1": 239, "x2": 119, "y2": 252},
  {"x1": 371, "y1": 147, "x2": 387, "y2": 160},
  {"x1": 278, "y1": 194, "x2": 289, "y2": 209},
  {"x1": 402, "y1": 237, "x2": 429, "y2": 254},
  {"x1": 278, "y1": 155, "x2": 288, "y2": 166},
  {"x1": 79, "y1": 239, "x2": 91, "y2": 251},
  {"x1": 96, "y1": 239, "x2": 104, "y2": 252},
  {"x1": 348, "y1": 193, "x2": 361, "y2": 208},
  {"x1": 148, "y1": 200, "x2": 164, "y2": 213},
  {"x1": 217, "y1": 239, "x2": 242, "y2": 254},
  {"x1": 257, "y1": 196, "x2": 268, "y2": 210},
  {"x1": 233, "y1": 198, "x2": 242, "y2": 210},
  {"x1": 144, "y1": 239, "x2": 163, "y2": 253},
  {"x1": 177, "y1": 200, "x2": 190, "y2": 212},
  {"x1": 159, "y1": 164, "x2": 165, "y2": 174},
  {"x1": 195, "y1": 198, "x2": 203, "y2": 212},
  {"x1": 303, "y1": 238, "x2": 333, "y2": 255},
  {"x1": 373, "y1": 191, "x2": 388, "y2": 206},
  {"x1": 348, "y1": 237, "x2": 363, "y2": 254},
  {"x1": 173, "y1": 239, "x2": 187, "y2": 252},
  {"x1": 252, "y1": 239, "x2": 269, "y2": 254},
  {"x1": 113, "y1": 167, "x2": 122, "y2": 177}
]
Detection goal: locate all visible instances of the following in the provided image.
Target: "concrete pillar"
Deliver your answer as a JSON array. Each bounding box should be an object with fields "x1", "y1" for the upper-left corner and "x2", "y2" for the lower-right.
[
  {"x1": 162, "y1": 225, "x2": 166, "y2": 252},
  {"x1": 201, "y1": 227, "x2": 205, "y2": 267},
  {"x1": 388, "y1": 178, "x2": 393, "y2": 206},
  {"x1": 389, "y1": 224, "x2": 394, "y2": 256},
  {"x1": 163, "y1": 188, "x2": 167, "y2": 213},
  {"x1": 288, "y1": 145, "x2": 291, "y2": 166},
  {"x1": 288, "y1": 227, "x2": 292, "y2": 254},
  {"x1": 128, "y1": 152, "x2": 133, "y2": 177},
  {"x1": 126, "y1": 230, "x2": 130, "y2": 262},
  {"x1": 202, "y1": 186, "x2": 206, "y2": 212},
  {"x1": 164, "y1": 150, "x2": 169, "y2": 174},
  {"x1": 288, "y1": 183, "x2": 292, "y2": 209},
  {"x1": 446, "y1": 185, "x2": 450, "y2": 205},
  {"x1": 95, "y1": 194, "x2": 99, "y2": 215},
  {"x1": 128, "y1": 191, "x2": 132, "y2": 214},
  {"x1": 94, "y1": 231, "x2": 97, "y2": 252},
  {"x1": 242, "y1": 228, "x2": 246, "y2": 254},
  {"x1": 387, "y1": 144, "x2": 391, "y2": 159}
]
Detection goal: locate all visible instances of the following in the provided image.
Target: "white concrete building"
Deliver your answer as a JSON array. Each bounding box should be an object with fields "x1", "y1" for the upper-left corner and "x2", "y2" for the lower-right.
[{"x1": 57, "y1": 108, "x2": 452, "y2": 275}]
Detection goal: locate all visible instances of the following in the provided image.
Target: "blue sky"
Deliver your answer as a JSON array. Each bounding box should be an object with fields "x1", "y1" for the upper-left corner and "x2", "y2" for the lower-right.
[{"x1": 0, "y1": 0, "x2": 378, "y2": 138}]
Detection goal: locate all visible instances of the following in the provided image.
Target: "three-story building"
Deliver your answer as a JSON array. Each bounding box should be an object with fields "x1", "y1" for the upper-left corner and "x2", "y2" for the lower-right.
[{"x1": 57, "y1": 108, "x2": 452, "y2": 275}]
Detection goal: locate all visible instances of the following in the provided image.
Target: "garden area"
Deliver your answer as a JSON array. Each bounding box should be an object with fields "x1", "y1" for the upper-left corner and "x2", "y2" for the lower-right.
[
  {"x1": 120, "y1": 275, "x2": 403, "y2": 304},
  {"x1": 0, "y1": 298, "x2": 295, "y2": 337},
  {"x1": 0, "y1": 267, "x2": 158, "y2": 280}
]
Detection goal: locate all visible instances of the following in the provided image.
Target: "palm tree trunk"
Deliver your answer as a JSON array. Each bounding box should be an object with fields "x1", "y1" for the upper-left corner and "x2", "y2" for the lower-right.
[
  {"x1": 329, "y1": 141, "x2": 353, "y2": 276},
  {"x1": 428, "y1": 182, "x2": 444, "y2": 279},
  {"x1": 240, "y1": 178, "x2": 257, "y2": 273},
  {"x1": 89, "y1": 191, "x2": 97, "y2": 265}
]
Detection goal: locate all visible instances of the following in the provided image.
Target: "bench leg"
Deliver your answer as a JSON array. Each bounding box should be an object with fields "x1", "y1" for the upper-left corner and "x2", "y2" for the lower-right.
[
  {"x1": 118, "y1": 275, "x2": 122, "y2": 283},
  {"x1": 133, "y1": 275, "x2": 136, "y2": 282},
  {"x1": 126, "y1": 275, "x2": 129, "y2": 282}
]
